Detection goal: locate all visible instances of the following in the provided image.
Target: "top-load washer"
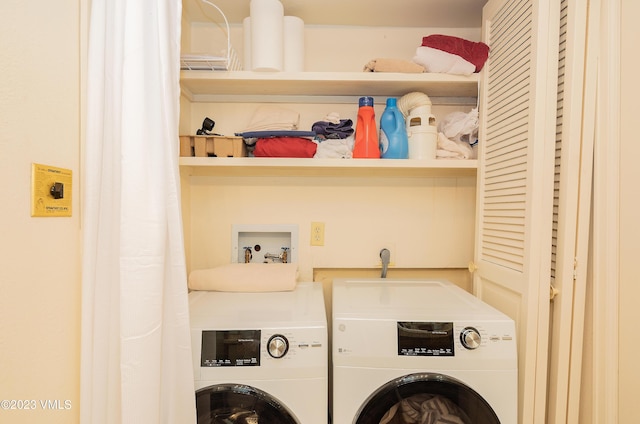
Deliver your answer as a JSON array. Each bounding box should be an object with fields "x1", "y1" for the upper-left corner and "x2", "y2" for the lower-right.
[
  {"x1": 332, "y1": 278, "x2": 517, "y2": 424},
  {"x1": 190, "y1": 281, "x2": 327, "y2": 424}
]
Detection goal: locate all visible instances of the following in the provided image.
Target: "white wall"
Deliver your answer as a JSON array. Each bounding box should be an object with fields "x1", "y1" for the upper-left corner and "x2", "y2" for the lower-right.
[{"x1": 0, "y1": 1, "x2": 81, "y2": 423}]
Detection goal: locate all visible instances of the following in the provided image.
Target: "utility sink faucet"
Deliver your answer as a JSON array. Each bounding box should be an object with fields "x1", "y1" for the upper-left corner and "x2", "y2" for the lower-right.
[{"x1": 380, "y1": 248, "x2": 391, "y2": 278}]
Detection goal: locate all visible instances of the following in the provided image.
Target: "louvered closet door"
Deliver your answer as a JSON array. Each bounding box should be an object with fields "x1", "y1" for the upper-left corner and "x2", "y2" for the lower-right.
[
  {"x1": 546, "y1": 0, "x2": 595, "y2": 422},
  {"x1": 476, "y1": 1, "x2": 561, "y2": 423}
]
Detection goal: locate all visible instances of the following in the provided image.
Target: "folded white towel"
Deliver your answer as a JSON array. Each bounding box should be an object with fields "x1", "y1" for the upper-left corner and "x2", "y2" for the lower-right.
[
  {"x1": 413, "y1": 46, "x2": 476, "y2": 76},
  {"x1": 188, "y1": 263, "x2": 298, "y2": 292},
  {"x1": 436, "y1": 132, "x2": 475, "y2": 159},
  {"x1": 314, "y1": 137, "x2": 354, "y2": 159},
  {"x1": 241, "y1": 105, "x2": 300, "y2": 132}
]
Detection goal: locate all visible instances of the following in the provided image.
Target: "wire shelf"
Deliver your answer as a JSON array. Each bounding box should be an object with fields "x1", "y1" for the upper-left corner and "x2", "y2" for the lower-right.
[
  {"x1": 180, "y1": 0, "x2": 241, "y2": 71},
  {"x1": 180, "y1": 50, "x2": 241, "y2": 71}
]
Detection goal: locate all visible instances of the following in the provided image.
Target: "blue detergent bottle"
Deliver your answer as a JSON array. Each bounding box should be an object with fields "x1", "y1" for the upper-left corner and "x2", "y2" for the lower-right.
[{"x1": 379, "y1": 97, "x2": 409, "y2": 159}]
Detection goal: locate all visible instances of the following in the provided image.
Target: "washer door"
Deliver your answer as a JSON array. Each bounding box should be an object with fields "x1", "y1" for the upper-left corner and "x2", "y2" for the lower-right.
[
  {"x1": 196, "y1": 384, "x2": 300, "y2": 424},
  {"x1": 354, "y1": 373, "x2": 500, "y2": 424}
]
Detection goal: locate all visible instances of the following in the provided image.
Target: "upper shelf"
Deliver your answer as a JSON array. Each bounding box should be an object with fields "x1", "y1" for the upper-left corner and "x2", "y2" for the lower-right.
[{"x1": 180, "y1": 71, "x2": 480, "y2": 102}]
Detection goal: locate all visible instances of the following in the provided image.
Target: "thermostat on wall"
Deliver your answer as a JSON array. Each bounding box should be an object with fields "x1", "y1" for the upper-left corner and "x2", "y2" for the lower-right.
[
  {"x1": 31, "y1": 163, "x2": 72, "y2": 217},
  {"x1": 231, "y1": 224, "x2": 299, "y2": 264}
]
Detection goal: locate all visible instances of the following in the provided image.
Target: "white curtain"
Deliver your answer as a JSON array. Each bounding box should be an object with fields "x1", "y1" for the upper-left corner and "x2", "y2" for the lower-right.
[{"x1": 80, "y1": 0, "x2": 196, "y2": 423}]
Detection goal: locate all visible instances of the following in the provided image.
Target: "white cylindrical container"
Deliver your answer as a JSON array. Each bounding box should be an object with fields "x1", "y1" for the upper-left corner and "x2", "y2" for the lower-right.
[
  {"x1": 406, "y1": 104, "x2": 436, "y2": 129},
  {"x1": 243, "y1": 16, "x2": 252, "y2": 71},
  {"x1": 407, "y1": 125, "x2": 437, "y2": 160},
  {"x1": 250, "y1": 0, "x2": 284, "y2": 71},
  {"x1": 283, "y1": 16, "x2": 304, "y2": 72}
]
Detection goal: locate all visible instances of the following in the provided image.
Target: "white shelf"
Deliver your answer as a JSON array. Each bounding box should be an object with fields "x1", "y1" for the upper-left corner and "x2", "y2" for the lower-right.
[
  {"x1": 180, "y1": 71, "x2": 480, "y2": 103},
  {"x1": 179, "y1": 156, "x2": 477, "y2": 178}
]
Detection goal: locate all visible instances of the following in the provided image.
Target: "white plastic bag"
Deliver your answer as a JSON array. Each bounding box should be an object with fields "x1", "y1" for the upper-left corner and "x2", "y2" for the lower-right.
[{"x1": 438, "y1": 108, "x2": 479, "y2": 144}]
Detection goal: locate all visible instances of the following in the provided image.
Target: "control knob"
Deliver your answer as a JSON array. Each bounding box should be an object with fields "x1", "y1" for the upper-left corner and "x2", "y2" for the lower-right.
[
  {"x1": 460, "y1": 327, "x2": 482, "y2": 350},
  {"x1": 267, "y1": 335, "x2": 289, "y2": 358}
]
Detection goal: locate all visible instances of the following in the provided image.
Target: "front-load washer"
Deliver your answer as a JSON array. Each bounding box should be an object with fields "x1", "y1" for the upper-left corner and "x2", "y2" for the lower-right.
[
  {"x1": 332, "y1": 278, "x2": 517, "y2": 424},
  {"x1": 189, "y1": 281, "x2": 328, "y2": 424}
]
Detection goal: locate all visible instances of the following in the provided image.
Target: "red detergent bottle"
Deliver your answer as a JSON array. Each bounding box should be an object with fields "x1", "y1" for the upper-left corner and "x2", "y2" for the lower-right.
[{"x1": 353, "y1": 96, "x2": 380, "y2": 158}]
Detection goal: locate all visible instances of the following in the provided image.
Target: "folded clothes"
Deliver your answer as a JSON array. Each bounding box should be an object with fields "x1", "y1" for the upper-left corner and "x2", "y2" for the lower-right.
[
  {"x1": 240, "y1": 105, "x2": 300, "y2": 132},
  {"x1": 422, "y1": 34, "x2": 490, "y2": 72},
  {"x1": 253, "y1": 137, "x2": 318, "y2": 158},
  {"x1": 364, "y1": 58, "x2": 425, "y2": 73},
  {"x1": 312, "y1": 118, "x2": 354, "y2": 139},
  {"x1": 314, "y1": 137, "x2": 354, "y2": 159},
  {"x1": 323, "y1": 112, "x2": 341, "y2": 124},
  {"x1": 188, "y1": 263, "x2": 298, "y2": 292},
  {"x1": 413, "y1": 46, "x2": 476, "y2": 76}
]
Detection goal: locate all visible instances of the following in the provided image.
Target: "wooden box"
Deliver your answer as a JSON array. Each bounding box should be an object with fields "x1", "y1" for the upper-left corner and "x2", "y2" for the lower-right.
[{"x1": 179, "y1": 135, "x2": 247, "y2": 158}]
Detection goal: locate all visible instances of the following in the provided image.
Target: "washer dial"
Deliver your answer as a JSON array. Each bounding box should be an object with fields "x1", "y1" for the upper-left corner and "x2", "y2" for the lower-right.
[
  {"x1": 267, "y1": 334, "x2": 289, "y2": 358},
  {"x1": 460, "y1": 327, "x2": 482, "y2": 350}
]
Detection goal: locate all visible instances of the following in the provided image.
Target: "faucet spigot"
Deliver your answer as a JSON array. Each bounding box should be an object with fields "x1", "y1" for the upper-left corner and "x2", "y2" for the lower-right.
[
  {"x1": 380, "y1": 248, "x2": 391, "y2": 278},
  {"x1": 243, "y1": 247, "x2": 252, "y2": 263}
]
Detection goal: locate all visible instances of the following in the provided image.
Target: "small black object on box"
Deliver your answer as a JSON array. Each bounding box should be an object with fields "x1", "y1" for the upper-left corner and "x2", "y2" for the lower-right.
[{"x1": 197, "y1": 117, "x2": 220, "y2": 135}]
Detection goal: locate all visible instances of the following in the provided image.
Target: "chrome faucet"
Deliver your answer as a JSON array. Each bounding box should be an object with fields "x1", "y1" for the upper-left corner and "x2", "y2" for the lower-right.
[
  {"x1": 380, "y1": 248, "x2": 391, "y2": 278},
  {"x1": 264, "y1": 247, "x2": 289, "y2": 263},
  {"x1": 243, "y1": 247, "x2": 252, "y2": 263}
]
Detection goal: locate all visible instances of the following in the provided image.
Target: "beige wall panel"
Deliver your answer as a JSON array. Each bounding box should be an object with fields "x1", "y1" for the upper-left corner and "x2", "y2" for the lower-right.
[
  {"x1": 619, "y1": 0, "x2": 640, "y2": 422},
  {"x1": 185, "y1": 175, "x2": 476, "y2": 281},
  {"x1": 0, "y1": 1, "x2": 82, "y2": 423}
]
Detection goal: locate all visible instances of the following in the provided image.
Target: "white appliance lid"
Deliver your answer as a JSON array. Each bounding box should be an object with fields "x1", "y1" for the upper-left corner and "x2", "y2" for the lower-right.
[
  {"x1": 189, "y1": 281, "x2": 327, "y2": 329},
  {"x1": 332, "y1": 278, "x2": 511, "y2": 321}
]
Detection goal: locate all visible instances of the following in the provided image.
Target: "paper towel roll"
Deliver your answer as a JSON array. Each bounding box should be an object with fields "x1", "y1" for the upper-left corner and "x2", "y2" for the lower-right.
[
  {"x1": 284, "y1": 16, "x2": 304, "y2": 72},
  {"x1": 250, "y1": 0, "x2": 284, "y2": 71},
  {"x1": 243, "y1": 16, "x2": 252, "y2": 71}
]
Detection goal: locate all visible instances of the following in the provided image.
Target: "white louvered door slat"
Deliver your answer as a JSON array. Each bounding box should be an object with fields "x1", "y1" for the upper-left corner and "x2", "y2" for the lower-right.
[{"x1": 476, "y1": 0, "x2": 560, "y2": 423}]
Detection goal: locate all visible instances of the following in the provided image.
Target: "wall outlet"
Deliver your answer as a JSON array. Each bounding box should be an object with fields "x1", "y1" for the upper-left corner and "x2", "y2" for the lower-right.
[{"x1": 310, "y1": 222, "x2": 325, "y2": 246}]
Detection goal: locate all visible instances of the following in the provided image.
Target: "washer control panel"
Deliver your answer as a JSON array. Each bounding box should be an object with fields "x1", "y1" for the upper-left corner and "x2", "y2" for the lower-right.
[
  {"x1": 196, "y1": 325, "x2": 327, "y2": 381},
  {"x1": 333, "y1": 318, "x2": 516, "y2": 366}
]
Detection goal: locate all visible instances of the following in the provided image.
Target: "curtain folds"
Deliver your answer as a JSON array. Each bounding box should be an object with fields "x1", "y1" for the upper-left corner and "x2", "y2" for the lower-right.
[{"x1": 80, "y1": 0, "x2": 196, "y2": 422}]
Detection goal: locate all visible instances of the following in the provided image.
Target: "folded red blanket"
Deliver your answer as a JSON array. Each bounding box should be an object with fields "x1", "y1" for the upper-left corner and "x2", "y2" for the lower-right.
[
  {"x1": 253, "y1": 137, "x2": 318, "y2": 158},
  {"x1": 422, "y1": 34, "x2": 490, "y2": 72}
]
